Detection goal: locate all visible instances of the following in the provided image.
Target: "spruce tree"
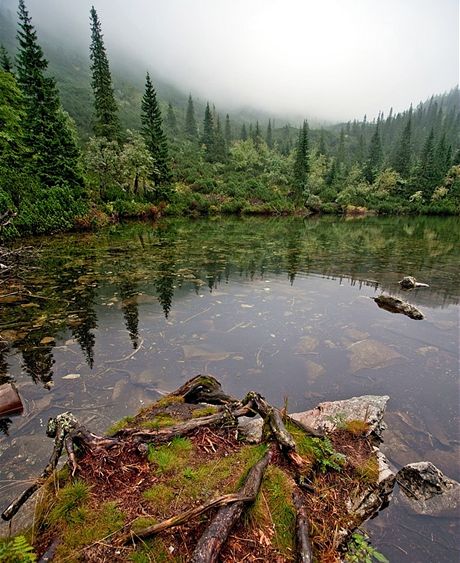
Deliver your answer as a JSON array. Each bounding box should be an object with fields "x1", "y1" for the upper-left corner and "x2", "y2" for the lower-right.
[
  {"x1": 185, "y1": 94, "x2": 197, "y2": 138},
  {"x1": 0, "y1": 45, "x2": 13, "y2": 72},
  {"x1": 392, "y1": 114, "x2": 412, "y2": 177},
  {"x1": 364, "y1": 124, "x2": 382, "y2": 183},
  {"x1": 166, "y1": 102, "x2": 177, "y2": 135},
  {"x1": 318, "y1": 128, "x2": 326, "y2": 156},
  {"x1": 214, "y1": 114, "x2": 227, "y2": 161},
  {"x1": 434, "y1": 132, "x2": 451, "y2": 179},
  {"x1": 224, "y1": 113, "x2": 232, "y2": 147},
  {"x1": 266, "y1": 119, "x2": 273, "y2": 149},
  {"x1": 293, "y1": 120, "x2": 309, "y2": 195},
  {"x1": 253, "y1": 120, "x2": 262, "y2": 148},
  {"x1": 337, "y1": 127, "x2": 346, "y2": 163},
  {"x1": 89, "y1": 6, "x2": 120, "y2": 141},
  {"x1": 202, "y1": 102, "x2": 215, "y2": 160},
  {"x1": 141, "y1": 72, "x2": 170, "y2": 185},
  {"x1": 16, "y1": 0, "x2": 82, "y2": 190},
  {"x1": 240, "y1": 123, "x2": 247, "y2": 141},
  {"x1": 416, "y1": 128, "x2": 437, "y2": 199}
]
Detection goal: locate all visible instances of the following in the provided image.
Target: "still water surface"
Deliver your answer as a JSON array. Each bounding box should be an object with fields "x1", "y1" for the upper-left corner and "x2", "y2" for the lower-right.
[{"x1": 0, "y1": 215, "x2": 458, "y2": 560}]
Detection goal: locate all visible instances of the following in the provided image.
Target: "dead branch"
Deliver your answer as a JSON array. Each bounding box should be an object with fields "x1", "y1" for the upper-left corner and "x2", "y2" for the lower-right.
[
  {"x1": 293, "y1": 490, "x2": 313, "y2": 563},
  {"x1": 190, "y1": 450, "x2": 272, "y2": 563},
  {"x1": 122, "y1": 493, "x2": 254, "y2": 544}
]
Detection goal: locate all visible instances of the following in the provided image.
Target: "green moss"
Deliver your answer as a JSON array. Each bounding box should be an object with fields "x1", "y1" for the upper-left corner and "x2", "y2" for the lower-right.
[
  {"x1": 106, "y1": 415, "x2": 135, "y2": 436},
  {"x1": 131, "y1": 516, "x2": 158, "y2": 532},
  {"x1": 48, "y1": 480, "x2": 90, "y2": 525},
  {"x1": 141, "y1": 414, "x2": 179, "y2": 430},
  {"x1": 143, "y1": 484, "x2": 176, "y2": 513},
  {"x1": 148, "y1": 437, "x2": 193, "y2": 474},
  {"x1": 56, "y1": 501, "x2": 124, "y2": 558},
  {"x1": 154, "y1": 395, "x2": 185, "y2": 408},
  {"x1": 130, "y1": 537, "x2": 185, "y2": 562},
  {"x1": 246, "y1": 466, "x2": 296, "y2": 556},
  {"x1": 191, "y1": 406, "x2": 219, "y2": 418}
]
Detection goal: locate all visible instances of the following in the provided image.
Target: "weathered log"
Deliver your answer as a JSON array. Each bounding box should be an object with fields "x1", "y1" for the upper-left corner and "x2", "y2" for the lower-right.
[
  {"x1": 373, "y1": 294, "x2": 424, "y2": 320},
  {"x1": 293, "y1": 490, "x2": 313, "y2": 563},
  {"x1": 123, "y1": 493, "x2": 254, "y2": 544},
  {"x1": 0, "y1": 382, "x2": 23, "y2": 417},
  {"x1": 190, "y1": 450, "x2": 272, "y2": 563},
  {"x1": 120, "y1": 403, "x2": 252, "y2": 442},
  {"x1": 172, "y1": 374, "x2": 237, "y2": 405}
]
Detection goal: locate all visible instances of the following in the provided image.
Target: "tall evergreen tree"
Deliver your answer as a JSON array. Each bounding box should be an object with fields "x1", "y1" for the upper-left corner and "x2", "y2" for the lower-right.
[
  {"x1": 240, "y1": 123, "x2": 247, "y2": 141},
  {"x1": 364, "y1": 124, "x2": 382, "y2": 182},
  {"x1": 214, "y1": 114, "x2": 227, "y2": 161},
  {"x1": 202, "y1": 102, "x2": 215, "y2": 160},
  {"x1": 0, "y1": 45, "x2": 13, "y2": 72},
  {"x1": 392, "y1": 114, "x2": 412, "y2": 178},
  {"x1": 224, "y1": 113, "x2": 232, "y2": 146},
  {"x1": 318, "y1": 128, "x2": 327, "y2": 156},
  {"x1": 89, "y1": 6, "x2": 120, "y2": 141},
  {"x1": 434, "y1": 132, "x2": 451, "y2": 179},
  {"x1": 293, "y1": 120, "x2": 309, "y2": 195},
  {"x1": 185, "y1": 94, "x2": 197, "y2": 138},
  {"x1": 416, "y1": 128, "x2": 438, "y2": 199},
  {"x1": 141, "y1": 72, "x2": 170, "y2": 185},
  {"x1": 266, "y1": 119, "x2": 273, "y2": 149},
  {"x1": 253, "y1": 120, "x2": 262, "y2": 148},
  {"x1": 166, "y1": 102, "x2": 177, "y2": 135},
  {"x1": 16, "y1": 0, "x2": 82, "y2": 189},
  {"x1": 337, "y1": 127, "x2": 346, "y2": 163}
]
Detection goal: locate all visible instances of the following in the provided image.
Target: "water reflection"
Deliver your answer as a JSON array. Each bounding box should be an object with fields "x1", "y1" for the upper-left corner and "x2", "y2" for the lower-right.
[{"x1": 0, "y1": 216, "x2": 458, "y2": 389}]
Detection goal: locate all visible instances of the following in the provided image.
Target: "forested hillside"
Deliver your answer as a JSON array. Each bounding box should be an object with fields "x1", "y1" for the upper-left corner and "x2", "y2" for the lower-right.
[{"x1": 0, "y1": 1, "x2": 459, "y2": 238}]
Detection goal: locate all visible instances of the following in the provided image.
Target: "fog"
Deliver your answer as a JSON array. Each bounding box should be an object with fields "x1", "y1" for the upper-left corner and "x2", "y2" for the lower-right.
[{"x1": 2, "y1": 0, "x2": 459, "y2": 122}]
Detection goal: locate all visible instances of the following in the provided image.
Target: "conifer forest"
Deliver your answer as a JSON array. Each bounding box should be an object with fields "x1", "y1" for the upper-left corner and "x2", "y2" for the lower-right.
[{"x1": 0, "y1": 1, "x2": 459, "y2": 237}]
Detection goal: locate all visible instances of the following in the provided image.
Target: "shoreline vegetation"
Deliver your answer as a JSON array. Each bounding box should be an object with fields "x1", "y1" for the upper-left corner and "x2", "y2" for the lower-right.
[
  {"x1": 0, "y1": 2, "x2": 459, "y2": 240},
  {"x1": 0, "y1": 375, "x2": 394, "y2": 562}
]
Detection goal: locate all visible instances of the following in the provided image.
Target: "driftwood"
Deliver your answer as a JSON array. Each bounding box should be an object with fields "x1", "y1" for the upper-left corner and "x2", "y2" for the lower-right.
[
  {"x1": 373, "y1": 294, "x2": 424, "y2": 320},
  {"x1": 293, "y1": 490, "x2": 313, "y2": 563},
  {"x1": 190, "y1": 450, "x2": 272, "y2": 563},
  {"x1": 1, "y1": 413, "x2": 117, "y2": 521},
  {"x1": 119, "y1": 403, "x2": 253, "y2": 442},
  {"x1": 0, "y1": 383, "x2": 23, "y2": 417}
]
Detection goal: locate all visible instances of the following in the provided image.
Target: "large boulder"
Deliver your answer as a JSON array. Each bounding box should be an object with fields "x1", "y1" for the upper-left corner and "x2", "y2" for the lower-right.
[
  {"x1": 290, "y1": 395, "x2": 390, "y2": 438},
  {"x1": 238, "y1": 395, "x2": 390, "y2": 443},
  {"x1": 396, "y1": 461, "x2": 460, "y2": 517}
]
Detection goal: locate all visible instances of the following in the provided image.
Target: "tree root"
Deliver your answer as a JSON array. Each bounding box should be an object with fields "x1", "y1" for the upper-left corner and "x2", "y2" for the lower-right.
[{"x1": 190, "y1": 450, "x2": 272, "y2": 563}]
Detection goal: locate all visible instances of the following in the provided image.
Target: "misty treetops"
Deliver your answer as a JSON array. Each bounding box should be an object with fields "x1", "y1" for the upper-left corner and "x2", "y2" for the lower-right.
[{"x1": 0, "y1": 0, "x2": 458, "y2": 238}]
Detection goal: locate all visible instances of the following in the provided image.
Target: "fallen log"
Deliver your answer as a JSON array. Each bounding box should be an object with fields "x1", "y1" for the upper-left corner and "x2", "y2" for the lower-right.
[
  {"x1": 0, "y1": 383, "x2": 23, "y2": 417},
  {"x1": 119, "y1": 403, "x2": 252, "y2": 442},
  {"x1": 190, "y1": 450, "x2": 272, "y2": 563},
  {"x1": 293, "y1": 490, "x2": 313, "y2": 563},
  {"x1": 373, "y1": 294, "x2": 424, "y2": 320}
]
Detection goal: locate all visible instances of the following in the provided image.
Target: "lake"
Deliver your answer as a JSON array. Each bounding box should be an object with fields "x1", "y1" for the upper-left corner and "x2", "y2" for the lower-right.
[{"x1": 0, "y1": 215, "x2": 458, "y2": 561}]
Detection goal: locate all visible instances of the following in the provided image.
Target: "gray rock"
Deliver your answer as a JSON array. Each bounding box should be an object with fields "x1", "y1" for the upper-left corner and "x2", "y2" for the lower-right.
[
  {"x1": 238, "y1": 394, "x2": 390, "y2": 445},
  {"x1": 290, "y1": 395, "x2": 390, "y2": 438},
  {"x1": 238, "y1": 416, "x2": 263, "y2": 443},
  {"x1": 396, "y1": 461, "x2": 460, "y2": 517}
]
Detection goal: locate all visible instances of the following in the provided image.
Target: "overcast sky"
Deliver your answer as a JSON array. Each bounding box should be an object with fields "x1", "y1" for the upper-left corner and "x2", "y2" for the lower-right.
[{"x1": 4, "y1": 0, "x2": 459, "y2": 122}]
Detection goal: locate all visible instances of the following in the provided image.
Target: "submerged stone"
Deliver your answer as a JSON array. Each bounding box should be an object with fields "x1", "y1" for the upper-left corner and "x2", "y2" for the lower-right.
[
  {"x1": 348, "y1": 339, "x2": 402, "y2": 374},
  {"x1": 396, "y1": 461, "x2": 460, "y2": 517}
]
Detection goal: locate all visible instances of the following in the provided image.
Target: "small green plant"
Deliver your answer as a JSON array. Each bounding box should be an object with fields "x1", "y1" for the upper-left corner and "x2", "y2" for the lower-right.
[
  {"x1": 0, "y1": 536, "x2": 37, "y2": 562},
  {"x1": 147, "y1": 436, "x2": 192, "y2": 473},
  {"x1": 345, "y1": 532, "x2": 389, "y2": 563}
]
